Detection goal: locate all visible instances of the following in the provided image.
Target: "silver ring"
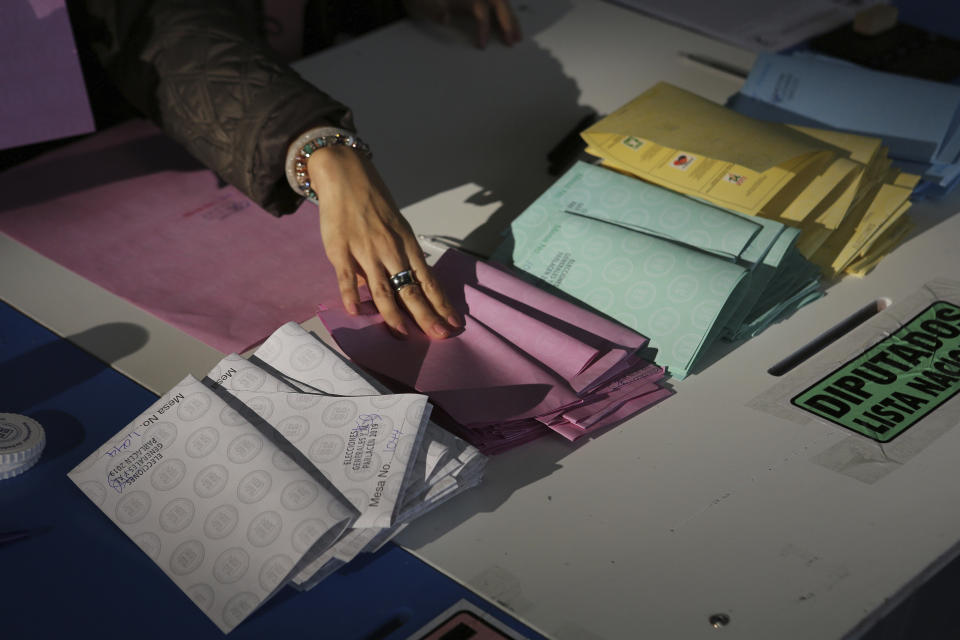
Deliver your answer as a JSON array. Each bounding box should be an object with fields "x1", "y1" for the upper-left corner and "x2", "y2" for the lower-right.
[{"x1": 389, "y1": 270, "x2": 418, "y2": 292}]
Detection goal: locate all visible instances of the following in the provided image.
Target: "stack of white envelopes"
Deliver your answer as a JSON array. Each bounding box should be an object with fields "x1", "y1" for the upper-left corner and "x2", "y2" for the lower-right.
[{"x1": 69, "y1": 322, "x2": 485, "y2": 633}]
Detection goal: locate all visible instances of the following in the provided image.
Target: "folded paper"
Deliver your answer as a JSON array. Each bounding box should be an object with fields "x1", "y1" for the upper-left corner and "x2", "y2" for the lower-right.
[
  {"x1": 495, "y1": 161, "x2": 822, "y2": 377},
  {"x1": 728, "y1": 53, "x2": 954, "y2": 199},
  {"x1": 582, "y1": 82, "x2": 921, "y2": 277},
  {"x1": 68, "y1": 375, "x2": 356, "y2": 633},
  {"x1": 0, "y1": 0, "x2": 94, "y2": 149},
  {"x1": 70, "y1": 323, "x2": 487, "y2": 632},
  {"x1": 318, "y1": 250, "x2": 672, "y2": 452}
]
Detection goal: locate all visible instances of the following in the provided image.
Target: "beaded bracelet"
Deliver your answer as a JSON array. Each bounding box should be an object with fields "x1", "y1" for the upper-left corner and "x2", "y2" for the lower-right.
[{"x1": 284, "y1": 126, "x2": 372, "y2": 202}]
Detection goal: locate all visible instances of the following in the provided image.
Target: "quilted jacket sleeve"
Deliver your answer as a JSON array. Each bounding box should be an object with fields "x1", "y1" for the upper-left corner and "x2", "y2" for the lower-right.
[{"x1": 78, "y1": 0, "x2": 355, "y2": 215}]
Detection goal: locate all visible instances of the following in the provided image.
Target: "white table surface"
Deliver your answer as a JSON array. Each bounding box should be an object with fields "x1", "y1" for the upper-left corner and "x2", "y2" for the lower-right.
[{"x1": 3, "y1": 1, "x2": 959, "y2": 638}]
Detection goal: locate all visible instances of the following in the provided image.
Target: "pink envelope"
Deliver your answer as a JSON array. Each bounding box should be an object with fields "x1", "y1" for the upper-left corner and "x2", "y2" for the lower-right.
[
  {"x1": 0, "y1": 0, "x2": 94, "y2": 150},
  {"x1": 318, "y1": 250, "x2": 673, "y2": 452}
]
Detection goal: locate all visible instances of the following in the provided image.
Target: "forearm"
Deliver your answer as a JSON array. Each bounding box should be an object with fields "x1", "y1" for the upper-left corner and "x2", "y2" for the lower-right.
[{"x1": 78, "y1": 0, "x2": 355, "y2": 214}]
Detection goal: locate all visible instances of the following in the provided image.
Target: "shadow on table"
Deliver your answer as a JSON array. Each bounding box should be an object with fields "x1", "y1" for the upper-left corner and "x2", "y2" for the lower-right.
[
  {"x1": 296, "y1": 0, "x2": 588, "y2": 256},
  {"x1": 396, "y1": 420, "x2": 636, "y2": 550},
  {"x1": 0, "y1": 322, "x2": 149, "y2": 412},
  {"x1": 0, "y1": 322, "x2": 149, "y2": 467},
  {"x1": 0, "y1": 128, "x2": 205, "y2": 213}
]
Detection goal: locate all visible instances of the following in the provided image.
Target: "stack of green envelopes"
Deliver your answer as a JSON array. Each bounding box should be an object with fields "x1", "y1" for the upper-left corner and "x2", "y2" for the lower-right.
[{"x1": 494, "y1": 162, "x2": 822, "y2": 378}]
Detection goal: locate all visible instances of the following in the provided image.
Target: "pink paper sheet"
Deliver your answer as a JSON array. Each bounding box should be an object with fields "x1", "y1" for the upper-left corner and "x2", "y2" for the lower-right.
[
  {"x1": 1, "y1": 0, "x2": 94, "y2": 150},
  {"x1": 0, "y1": 120, "x2": 339, "y2": 353},
  {"x1": 318, "y1": 250, "x2": 673, "y2": 453}
]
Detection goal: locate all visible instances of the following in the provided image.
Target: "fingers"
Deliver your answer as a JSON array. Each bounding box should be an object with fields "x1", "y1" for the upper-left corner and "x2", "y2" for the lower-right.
[
  {"x1": 489, "y1": 0, "x2": 521, "y2": 45},
  {"x1": 377, "y1": 241, "x2": 454, "y2": 340},
  {"x1": 319, "y1": 216, "x2": 363, "y2": 317},
  {"x1": 397, "y1": 276, "x2": 453, "y2": 339},
  {"x1": 310, "y1": 145, "x2": 458, "y2": 340},
  {"x1": 404, "y1": 238, "x2": 462, "y2": 329},
  {"x1": 471, "y1": 0, "x2": 491, "y2": 48},
  {"x1": 331, "y1": 253, "x2": 361, "y2": 316},
  {"x1": 415, "y1": 0, "x2": 521, "y2": 48},
  {"x1": 354, "y1": 230, "x2": 414, "y2": 338},
  {"x1": 470, "y1": 0, "x2": 521, "y2": 47},
  {"x1": 364, "y1": 264, "x2": 412, "y2": 338},
  {"x1": 348, "y1": 229, "x2": 455, "y2": 340}
]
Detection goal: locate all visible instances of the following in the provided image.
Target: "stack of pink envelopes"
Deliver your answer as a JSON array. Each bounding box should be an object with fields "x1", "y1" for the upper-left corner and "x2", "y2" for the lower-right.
[{"x1": 319, "y1": 250, "x2": 673, "y2": 453}]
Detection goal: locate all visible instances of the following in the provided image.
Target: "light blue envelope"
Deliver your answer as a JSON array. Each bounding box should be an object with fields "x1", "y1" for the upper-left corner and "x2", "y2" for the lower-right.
[
  {"x1": 534, "y1": 162, "x2": 812, "y2": 342},
  {"x1": 556, "y1": 164, "x2": 763, "y2": 261},
  {"x1": 740, "y1": 53, "x2": 960, "y2": 164},
  {"x1": 728, "y1": 87, "x2": 959, "y2": 197},
  {"x1": 495, "y1": 162, "x2": 821, "y2": 377},
  {"x1": 506, "y1": 208, "x2": 748, "y2": 379},
  {"x1": 553, "y1": 164, "x2": 819, "y2": 340}
]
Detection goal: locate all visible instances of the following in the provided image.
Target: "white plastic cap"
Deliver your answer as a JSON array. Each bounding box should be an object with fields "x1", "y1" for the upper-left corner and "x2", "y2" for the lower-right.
[{"x1": 0, "y1": 414, "x2": 46, "y2": 479}]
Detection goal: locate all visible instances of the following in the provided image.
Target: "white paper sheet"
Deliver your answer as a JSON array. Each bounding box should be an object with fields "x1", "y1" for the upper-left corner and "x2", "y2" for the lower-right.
[{"x1": 607, "y1": 0, "x2": 884, "y2": 52}]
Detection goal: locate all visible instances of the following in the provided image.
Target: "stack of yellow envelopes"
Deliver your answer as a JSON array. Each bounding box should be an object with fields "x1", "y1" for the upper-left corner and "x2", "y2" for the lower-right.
[{"x1": 581, "y1": 82, "x2": 920, "y2": 278}]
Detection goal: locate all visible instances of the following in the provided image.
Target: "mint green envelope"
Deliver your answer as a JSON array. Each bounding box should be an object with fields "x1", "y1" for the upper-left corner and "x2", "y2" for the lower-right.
[
  {"x1": 557, "y1": 164, "x2": 764, "y2": 261},
  {"x1": 495, "y1": 162, "x2": 822, "y2": 378},
  {"x1": 555, "y1": 163, "x2": 802, "y2": 341}
]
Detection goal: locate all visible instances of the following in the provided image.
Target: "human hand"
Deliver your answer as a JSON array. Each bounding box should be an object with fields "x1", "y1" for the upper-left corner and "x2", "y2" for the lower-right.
[
  {"x1": 308, "y1": 145, "x2": 462, "y2": 339},
  {"x1": 404, "y1": 0, "x2": 522, "y2": 48}
]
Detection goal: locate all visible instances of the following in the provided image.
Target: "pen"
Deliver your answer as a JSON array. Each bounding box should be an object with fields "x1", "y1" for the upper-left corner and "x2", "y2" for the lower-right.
[
  {"x1": 678, "y1": 52, "x2": 749, "y2": 79},
  {"x1": 0, "y1": 529, "x2": 33, "y2": 545}
]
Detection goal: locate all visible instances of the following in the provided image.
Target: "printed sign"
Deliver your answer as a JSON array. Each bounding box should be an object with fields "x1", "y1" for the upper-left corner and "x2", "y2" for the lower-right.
[{"x1": 791, "y1": 301, "x2": 960, "y2": 442}]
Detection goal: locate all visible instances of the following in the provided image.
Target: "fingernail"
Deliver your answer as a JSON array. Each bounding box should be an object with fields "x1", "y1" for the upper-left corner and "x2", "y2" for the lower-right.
[
  {"x1": 395, "y1": 321, "x2": 409, "y2": 337},
  {"x1": 432, "y1": 322, "x2": 450, "y2": 338},
  {"x1": 345, "y1": 301, "x2": 358, "y2": 315},
  {"x1": 447, "y1": 314, "x2": 462, "y2": 329}
]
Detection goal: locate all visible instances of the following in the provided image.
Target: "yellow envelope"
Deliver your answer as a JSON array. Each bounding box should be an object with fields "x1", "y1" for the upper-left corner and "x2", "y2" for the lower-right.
[
  {"x1": 583, "y1": 83, "x2": 840, "y2": 172},
  {"x1": 756, "y1": 151, "x2": 837, "y2": 220},
  {"x1": 582, "y1": 83, "x2": 846, "y2": 217},
  {"x1": 778, "y1": 156, "x2": 860, "y2": 223},
  {"x1": 810, "y1": 171, "x2": 914, "y2": 276},
  {"x1": 812, "y1": 164, "x2": 865, "y2": 230},
  {"x1": 580, "y1": 83, "x2": 921, "y2": 280},
  {"x1": 895, "y1": 171, "x2": 922, "y2": 190},
  {"x1": 813, "y1": 149, "x2": 892, "y2": 231},
  {"x1": 845, "y1": 216, "x2": 915, "y2": 277},
  {"x1": 795, "y1": 225, "x2": 834, "y2": 259},
  {"x1": 834, "y1": 195, "x2": 912, "y2": 272},
  {"x1": 790, "y1": 126, "x2": 883, "y2": 166},
  {"x1": 592, "y1": 139, "x2": 827, "y2": 216}
]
